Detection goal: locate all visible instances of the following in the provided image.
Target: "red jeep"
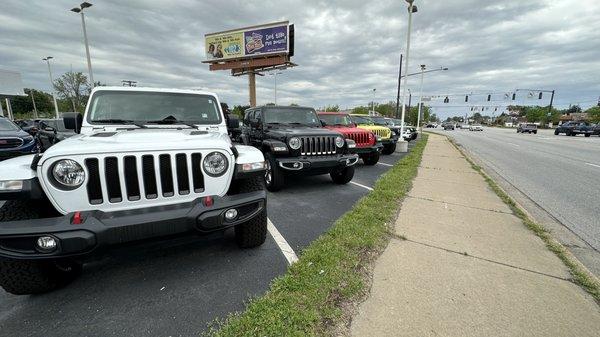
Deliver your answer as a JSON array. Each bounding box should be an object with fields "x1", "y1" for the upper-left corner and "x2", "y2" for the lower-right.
[{"x1": 318, "y1": 112, "x2": 382, "y2": 165}]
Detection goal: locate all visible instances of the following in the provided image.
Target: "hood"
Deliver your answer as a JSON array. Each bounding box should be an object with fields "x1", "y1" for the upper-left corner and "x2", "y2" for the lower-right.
[
  {"x1": 265, "y1": 125, "x2": 341, "y2": 139},
  {"x1": 0, "y1": 129, "x2": 30, "y2": 138},
  {"x1": 324, "y1": 125, "x2": 371, "y2": 135},
  {"x1": 356, "y1": 124, "x2": 389, "y2": 131},
  {"x1": 40, "y1": 129, "x2": 232, "y2": 160}
]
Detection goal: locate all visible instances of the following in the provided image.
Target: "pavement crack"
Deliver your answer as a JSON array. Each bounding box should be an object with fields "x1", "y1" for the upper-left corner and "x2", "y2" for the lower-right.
[
  {"x1": 406, "y1": 195, "x2": 513, "y2": 215},
  {"x1": 398, "y1": 237, "x2": 573, "y2": 283}
]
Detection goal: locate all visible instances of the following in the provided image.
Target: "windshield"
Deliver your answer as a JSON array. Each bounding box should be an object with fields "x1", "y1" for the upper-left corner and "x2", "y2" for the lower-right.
[
  {"x1": 263, "y1": 107, "x2": 320, "y2": 126},
  {"x1": 370, "y1": 117, "x2": 390, "y2": 126},
  {"x1": 350, "y1": 115, "x2": 374, "y2": 125},
  {"x1": 88, "y1": 91, "x2": 222, "y2": 125},
  {"x1": 319, "y1": 114, "x2": 353, "y2": 126},
  {"x1": 0, "y1": 118, "x2": 20, "y2": 131}
]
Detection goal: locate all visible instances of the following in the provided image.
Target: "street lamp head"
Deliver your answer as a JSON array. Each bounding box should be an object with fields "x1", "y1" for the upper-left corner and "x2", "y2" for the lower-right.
[
  {"x1": 42, "y1": 56, "x2": 53, "y2": 61},
  {"x1": 442, "y1": 67, "x2": 449, "y2": 71},
  {"x1": 80, "y1": 2, "x2": 93, "y2": 9},
  {"x1": 405, "y1": 0, "x2": 414, "y2": 4},
  {"x1": 420, "y1": 64, "x2": 426, "y2": 70},
  {"x1": 411, "y1": 5, "x2": 418, "y2": 13},
  {"x1": 70, "y1": 7, "x2": 81, "y2": 13}
]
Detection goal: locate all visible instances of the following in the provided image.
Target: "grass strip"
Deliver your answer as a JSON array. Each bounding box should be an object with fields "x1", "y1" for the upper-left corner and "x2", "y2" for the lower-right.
[
  {"x1": 445, "y1": 135, "x2": 600, "y2": 303},
  {"x1": 207, "y1": 135, "x2": 429, "y2": 337}
]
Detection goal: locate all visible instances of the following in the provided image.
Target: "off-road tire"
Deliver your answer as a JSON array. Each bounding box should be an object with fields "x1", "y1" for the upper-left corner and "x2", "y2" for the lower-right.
[
  {"x1": 382, "y1": 143, "x2": 396, "y2": 155},
  {"x1": 330, "y1": 165, "x2": 355, "y2": 185},
  {"x1": 264, "y1": 152, "x2": 284, "y2": 192},
  {"x1": 361, "y1": 152, "x2": 380, "y2": 166},
  {"x1": 231, "y1": 176, "x2": 268, "y2": 248},
  {"x1": 554, "y1": 129, "x2": 559, "y2": 135},
  {"x1": 585, "y1": 133, "x2": 591, "y2": 137},
  {"x1": 0, "y1": 258, "x2": 82, "y2": 295},
  {"x1": 533, "y1": 131, "x2": 537, "y2": 134}
]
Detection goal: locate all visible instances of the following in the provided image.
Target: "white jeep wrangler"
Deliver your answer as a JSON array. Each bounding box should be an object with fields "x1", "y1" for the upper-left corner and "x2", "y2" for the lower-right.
[{"x1": 0, "y1": 87, "x2": 267, "y2": 295}]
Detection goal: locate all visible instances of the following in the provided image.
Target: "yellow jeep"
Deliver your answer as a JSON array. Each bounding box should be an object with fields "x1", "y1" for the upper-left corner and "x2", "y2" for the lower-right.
[{"x1": 349, "y1": 114, "x2": 398, "y2": 154}]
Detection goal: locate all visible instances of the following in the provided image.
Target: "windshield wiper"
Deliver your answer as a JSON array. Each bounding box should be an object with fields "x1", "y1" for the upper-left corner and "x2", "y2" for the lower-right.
[
  {"x1": 91, "y1": 119, "x2": 147, "y2": 128},
  {"x1": 146, "y1": 116, "x2": 197, "y2": 128}
]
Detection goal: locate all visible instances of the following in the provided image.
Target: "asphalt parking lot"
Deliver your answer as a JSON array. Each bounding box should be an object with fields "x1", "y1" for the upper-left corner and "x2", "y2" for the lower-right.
[
  {"x1": 0, "y1": 143, "x2": 414, "y2": 337},
  {"x1": 429, "y1": 127, "x2": 600, "y2": 276}
]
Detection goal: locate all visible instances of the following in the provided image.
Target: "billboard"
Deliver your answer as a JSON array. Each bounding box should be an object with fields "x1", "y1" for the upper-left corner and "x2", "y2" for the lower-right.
[
  {"x1": 205, "y1": 21, "x2": 290, "y2": 62},
  {"x1": 0, "y1": 69, "x2": 25, "y2": 97}
]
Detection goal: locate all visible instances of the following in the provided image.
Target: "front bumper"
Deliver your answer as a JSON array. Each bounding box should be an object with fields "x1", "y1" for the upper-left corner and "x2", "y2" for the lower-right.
[
  {"x1": 352, "y1": 143, "x2": 383, "y2": 155},
  {"x1": 275, "y1": 153, "x2": 359, "y2": 173},
  {"x1": 0, "y1": 141, "x2": 38, "y2": 161},
  {"x1": 380, "y1": 137, "x2": 398, "y2": 145},
  {"x1": 0, "y1": 191, "x2": 266, "y2": 259}
]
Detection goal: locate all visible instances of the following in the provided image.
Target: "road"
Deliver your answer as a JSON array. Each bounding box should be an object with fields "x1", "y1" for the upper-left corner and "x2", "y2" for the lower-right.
[
  {"x1": 0, "y1": 143, "x2": 414, "y2": 336},
  {"x1": 429, "y1": 127, "x2": 600, "y2": 274}
]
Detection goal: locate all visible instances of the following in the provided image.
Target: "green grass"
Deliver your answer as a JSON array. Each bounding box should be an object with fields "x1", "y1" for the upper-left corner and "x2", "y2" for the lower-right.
[
  {"x1": 207, "y1": 135, "x2": 429, "y2": 337},
  {"x1": 446, "y1": 136, "x2": 600, "y2": 303}
]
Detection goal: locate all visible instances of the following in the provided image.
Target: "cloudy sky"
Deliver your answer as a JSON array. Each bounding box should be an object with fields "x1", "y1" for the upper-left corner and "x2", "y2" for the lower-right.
[{"x1": 1, "y1": 0, "x2": 599, "y2": 118}]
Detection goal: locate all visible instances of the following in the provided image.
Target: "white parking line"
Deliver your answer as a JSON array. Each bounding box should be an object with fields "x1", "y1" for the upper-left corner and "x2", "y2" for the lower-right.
[
  {"x1": 267, "y1": 218, "x2": 298, "y2": 265},
  {"x1": 586, "y1": 163, "x2": 600, "y2": 169},
  {"x1": 377, "y1": 162, "x2": 393, "y2": 167},
  {"x1": 350, "y1": 181, "x2": 374, "y2": 191}
]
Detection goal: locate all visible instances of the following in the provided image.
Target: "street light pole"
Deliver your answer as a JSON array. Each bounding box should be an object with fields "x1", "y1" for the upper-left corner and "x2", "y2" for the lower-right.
[
  {"x1": 43, "y1": 56, "x2": 60, "y2": 119},
  {"x1": 400, "y1": 0, "x2": 417, "y2": 138},
  {"x1": 416, "y1": 64, "x2": 425, "y2": 133},
  {"x1": 71, "y1": 2, "x2": 94, "y2": 87},
  {"x1": 371, "y1": 88, "x2": 376, "y2": 115},
  {"x1": 269, "y1": 72, "x2": 282, "y2": 105}
]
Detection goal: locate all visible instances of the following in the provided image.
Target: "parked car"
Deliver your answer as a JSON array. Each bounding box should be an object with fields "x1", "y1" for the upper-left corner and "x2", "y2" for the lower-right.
[
  {"x1": 241, "y1": 105, "x2": 358, "y2": 191},
  {"x1": 389, "y1": 118, "x2": 418, "y2": 141},
  {"x1": 36, "y1": 119, "x2": 78, "y2": 151},
  {"x1": 425, "y1": 123, "x2": 437, "y2": 128},
  {"x1": 0, "y1": 87, "x2": 268, "y2": 295},
  {"x1": 469, "y1": 124, "x2": 483, "y2": 131},
  {"x1": 554, "y1": 121, "x2": 594, "y2": 137},
  {"x1": 349, "y1": 114, "x2": 398, "y2": 154},
  {"x1": 593, "y1": 124, "x2": 600, "y2": 136},
  {"x1": 0, "y1": 117, "x2": 38, "y2": 161},
  {"x1": 443, "y1": 123, "x2": 455, "y2": 130},
  {"x1": 517, "y1": 123, "x2": 537, "y2": 134},
  {"x1": 318, "y1": 112, "x2": 382, "y2": 165},
  {"x1": 14, "y1": 119, "x2": 40, "y2": 136}
]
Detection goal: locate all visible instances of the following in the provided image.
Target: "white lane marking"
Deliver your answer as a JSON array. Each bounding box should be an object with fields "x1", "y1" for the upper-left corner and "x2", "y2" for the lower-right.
[
  {"x1": 377, "y1": 162, "x2": 393, "y2": 167},
  {"x1": 350, "y1": 181, "x2": 374, "y2": 191},
  {"x1": 267, "y1": 218, "x2": 298, "y2": 265},
  {"x1": 586, "y1": 163, "x2": 600, "y2": 169},
  {"x1": 506, "y1": 142, "x2": 520, "y2": 147}
]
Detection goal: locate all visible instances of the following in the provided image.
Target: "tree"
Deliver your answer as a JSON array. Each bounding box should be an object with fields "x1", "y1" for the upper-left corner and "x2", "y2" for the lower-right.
[
  {"x1": 351, "y1": 106, "x2": 370, "y2": 115},
  {"x1": 565, "y1": 105, "x2": 582, "y2": 115},
  {"x1": 53, "y1": 71, "x2": 91, "y2": 112},
  {"x1": 586, "y1": 106, "x2": 600, "y2": 123},
  {"x1": 322, "y1": 104, "x2": 339, "y2": 112},
  {"x1": 232, "y1": 105, "x2": 251, "y2": 118},
  {"x1": 429, "y1": 113, "x2": 439, "y2": 123}
]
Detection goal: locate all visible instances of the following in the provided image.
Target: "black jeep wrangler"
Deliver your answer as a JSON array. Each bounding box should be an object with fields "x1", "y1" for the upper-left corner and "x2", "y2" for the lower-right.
[{"x1": 241, "y1": 106, "x2": 359, "y2": 191}]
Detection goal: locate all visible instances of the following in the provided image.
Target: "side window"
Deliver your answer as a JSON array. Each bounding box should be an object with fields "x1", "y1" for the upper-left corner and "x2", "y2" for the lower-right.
[
  {"x1": 243, "y1": 110, "x2": 253, "y2": 125},
  {"x1": 255, "y1": 110, "x2": 262, "y2": 122}
]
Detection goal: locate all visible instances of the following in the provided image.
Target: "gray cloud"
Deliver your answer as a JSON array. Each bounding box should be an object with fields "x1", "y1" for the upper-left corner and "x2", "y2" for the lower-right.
[{"x1": 1, "y1": 0, "x2": 599, "y2": 119}]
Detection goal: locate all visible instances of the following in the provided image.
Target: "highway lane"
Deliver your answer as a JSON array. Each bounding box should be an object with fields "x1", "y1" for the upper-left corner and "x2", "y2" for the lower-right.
[
  {"x1": 431, "y1": 127, "x2": 600, "y2": 254},
  {"x1": 0, "y1": 142, "x2": 414, "y2": 337}
]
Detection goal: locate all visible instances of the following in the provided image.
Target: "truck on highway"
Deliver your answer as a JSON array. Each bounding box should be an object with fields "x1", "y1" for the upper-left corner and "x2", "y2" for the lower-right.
[
  {"x1": 554, "y1": 121, "x2": 594, "y2": 137},
  {"x1": 0, "y1": 87, "x2": 268, "y2": 295},
  {"x1": 517, "y1": 123, "x2": 538, "y2": 134}
]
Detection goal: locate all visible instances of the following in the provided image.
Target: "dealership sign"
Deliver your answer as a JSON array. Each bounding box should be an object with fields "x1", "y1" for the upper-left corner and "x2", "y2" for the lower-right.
[{"x1": 205, "y1": 21, "x2": 290, "y2": 62}]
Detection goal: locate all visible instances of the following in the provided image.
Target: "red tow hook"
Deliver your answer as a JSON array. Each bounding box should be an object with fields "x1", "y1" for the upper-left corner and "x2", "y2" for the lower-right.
[
  {"x1": 72, "y1": 211, "x2": 84, "y2": 225},
  {"x1": 202, "y1": 196, "x2": 214, "y2": 207}
]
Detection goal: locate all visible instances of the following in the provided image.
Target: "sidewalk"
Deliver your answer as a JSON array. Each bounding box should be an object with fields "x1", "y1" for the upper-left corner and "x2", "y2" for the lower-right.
[{"x1": 350, "y1": 134, "x2": 600, "y2": 337}]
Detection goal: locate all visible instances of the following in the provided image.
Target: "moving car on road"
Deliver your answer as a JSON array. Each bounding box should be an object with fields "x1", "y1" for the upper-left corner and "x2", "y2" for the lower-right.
[
  {"x1": 0, "y1": 87, "x2": 268, "y2": 295},
  {"x1": 242, "y1": 105, "x2": 358, "y2": 191},
  {"x1": 318, "y1": 112, "x2": 382, "y2": 165},
  {"x1": 0, "y1": 117, "x2": 38, "y2": 161},
  {"x1": 350, "y1": 114, "x2": 398, "y2": 154},
  {"x1": 554, "y1": 121, "x2": 594, "y2": 137},
  {"x1": 443, "y1": 122, "x2": 455, "y2": 130},
  {"x1": 517, "y1": 123, "x2": 538, "y2": 134},
  {"x1": 36, "y1": 118, "x2": 77, "y2": 151},
  {"x1": 469, "y1": 124, "x2": 483, "y2": 131}
]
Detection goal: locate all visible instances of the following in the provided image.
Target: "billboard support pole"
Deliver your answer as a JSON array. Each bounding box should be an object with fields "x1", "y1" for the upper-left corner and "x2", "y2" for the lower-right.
[{"x1": 249, "y1": 72, "x2": 257, "y2": 107}]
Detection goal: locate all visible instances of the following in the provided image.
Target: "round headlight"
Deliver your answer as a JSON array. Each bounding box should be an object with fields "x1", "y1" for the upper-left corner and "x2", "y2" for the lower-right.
[
  {"x1": 288, "y1": 137, "x2": 301, "y2": 150},
  {"x1": 52, "y1": 159, "x2": 85, "y2": 188},
  {"x1": 203, "y1": 152, "x2": 229, "y2": 177},
  {"x1": 335, "y1": 136, "x2": 345, "y2": 148}
]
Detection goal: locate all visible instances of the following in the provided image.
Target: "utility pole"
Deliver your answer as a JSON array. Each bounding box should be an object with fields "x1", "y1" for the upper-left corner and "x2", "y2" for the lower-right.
[
  {"x1": 269, "y1": 72, "x2": 282, "y2": 105},
  {"x1": 371, "y1": 88, "x2": 376, "y2": 115},
  {"x1": 249, "y1": 72, "x2": 256, "y2": 107},
  {"x1": 395, "y1": 54, "x2": 403, "y2": 119}
]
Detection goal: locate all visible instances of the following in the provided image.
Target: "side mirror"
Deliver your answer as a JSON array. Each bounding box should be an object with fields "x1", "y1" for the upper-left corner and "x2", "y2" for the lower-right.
[
  {"x1": 320, "y1": 120, "x2": 327, "y2": 127},
  {"x1": 62, "y1": 112, "x2": 83, "y2": 134},
  {"x1": 227, "y1": 116, "x2": 240, "y2": 129}
]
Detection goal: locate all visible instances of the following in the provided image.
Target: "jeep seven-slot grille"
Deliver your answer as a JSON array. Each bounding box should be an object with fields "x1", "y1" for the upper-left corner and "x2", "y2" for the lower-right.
[
  {"x1": 346, "y1": 132, "x2": 372, "y2": 147},
  {"x1": 300, "y1": 136, "x2": 337, "y2": 156},
  {"x1": 84, "y1": 153, "x2": 205, "y2": 205},
  {"x1": 371, "y1": 129, "x2": 391, "y2": 139}
]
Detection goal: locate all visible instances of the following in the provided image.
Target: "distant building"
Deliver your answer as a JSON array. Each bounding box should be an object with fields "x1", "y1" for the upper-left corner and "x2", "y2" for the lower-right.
[{"x1": 559, "y1": 112, "x2": 588, "y2": 123}]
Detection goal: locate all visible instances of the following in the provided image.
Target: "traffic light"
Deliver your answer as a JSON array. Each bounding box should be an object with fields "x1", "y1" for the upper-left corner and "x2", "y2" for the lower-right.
[
  {"x1": 444, "y1": 96, "x2": 449, "y2": 103},
  {"x1": 470, "y1": 107, "x2": 473, "y2": 111},
  {"x1": 512, "y1": 93, "x2": 516, "y2": 100},
  {"x1": 487, "y1": 94, "x2": 491, "y2": 101},
  {"x1": 538, "y1": 92, "x2": 543, "y2": 99},
  {"x1": 465, "y1": 95, "x2": 468, "y2": 102}
]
